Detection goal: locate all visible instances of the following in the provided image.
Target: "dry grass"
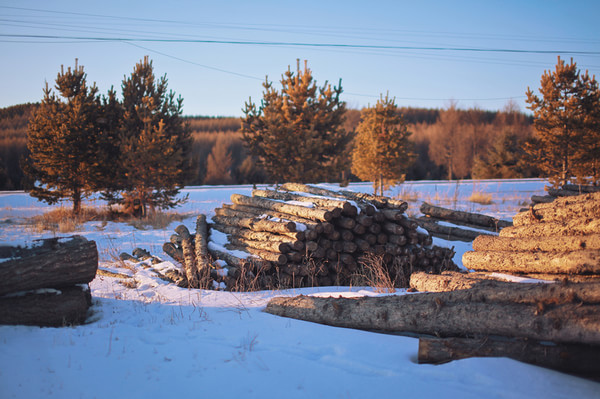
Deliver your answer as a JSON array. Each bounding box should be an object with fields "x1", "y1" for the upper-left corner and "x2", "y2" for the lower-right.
[
  {"x1": 468, "y1": 191, "x2": 493, "y2": 205},
  {"x1": 27, "y1": 205, "x2": 191, "y2": 233},
  {"x1": 352, "y1": 253, "x2": 397, "y2": 293}
]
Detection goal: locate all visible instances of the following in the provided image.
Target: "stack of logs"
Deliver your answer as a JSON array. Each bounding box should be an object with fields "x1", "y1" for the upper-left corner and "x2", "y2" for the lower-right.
[
  {"x1": 0, "y1": 236, "x2": 98, "y2": 326},
  {"x1": 531, "y1": 183, "x2": 600, "y2": 205},
  {"x1": 463, "y1": 191, "x2": 600, "y2": 281},
  {"x1": 163, "y1": 183, "x2": 458, "y2": 290},
  {"x1": 415, "y1": 202, "x2": 512, "y2": 242}
]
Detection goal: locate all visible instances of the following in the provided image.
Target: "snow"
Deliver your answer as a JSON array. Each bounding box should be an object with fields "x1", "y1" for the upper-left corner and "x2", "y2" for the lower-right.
[{"x1": 1, "y1": 179, "x2": 599, "y2": 398}]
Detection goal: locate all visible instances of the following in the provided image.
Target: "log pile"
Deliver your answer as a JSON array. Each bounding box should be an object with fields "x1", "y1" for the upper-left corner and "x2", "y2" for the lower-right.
[
  {"x1": 416, "y1": 202, "x2": 512, "y2": 242},
  {"x1": 463, "y1": 191, "x2": 600, "y2": 281},
  {"x1": 0, "y1": 236, "x2": 97, "y2": 326},
  {"x1": 162, "y1": 183, "x2": 458, "y2": 290}
]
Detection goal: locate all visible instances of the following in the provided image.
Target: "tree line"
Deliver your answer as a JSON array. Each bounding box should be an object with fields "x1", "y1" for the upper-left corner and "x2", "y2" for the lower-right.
[{"x1": 1, "y1": 55, "x2": 597, "y2": 213}]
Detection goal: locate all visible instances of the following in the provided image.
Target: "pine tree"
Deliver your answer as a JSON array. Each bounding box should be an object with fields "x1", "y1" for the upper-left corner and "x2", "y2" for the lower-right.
[
  {"x1": 241, "y1": 60, "x2": 350, "y2": 183},
  {"x1": 111, "y1": 56, "x2": 192, "y2": 217},
  {"x1": 24, "y1": 60, "x2": 104, "y2": 214},
  {"x1": 525, "y1": 56, "x2": 599, "y2": 187},
  {"x1": 351, "y1": 94, "x2": 415, "y2": 195}
]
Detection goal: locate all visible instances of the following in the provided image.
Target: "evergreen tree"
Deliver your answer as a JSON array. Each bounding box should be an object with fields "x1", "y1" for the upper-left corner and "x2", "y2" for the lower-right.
[
  {"x1": 351, "y1": 94, "x2": 415, "y2": 195},
  {"x1": 472, "y1": 132, "x2": 538, "y2": 179},
  {"x1": 241, "y1": 60, "x2": 350, "y2": 183},
  {"x1": 525, "y1": 56, "x2": 599, "y2": 187},
  {"x1": 109, "y1": 56, "x2": 192, "y2": 217},
  {"x1": 24, "y1": 60, "x2": 104, "y2": 214}
]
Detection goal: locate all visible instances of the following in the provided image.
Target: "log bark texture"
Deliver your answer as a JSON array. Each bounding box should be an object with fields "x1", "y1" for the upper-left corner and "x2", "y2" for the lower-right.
[
  {"x1": 265, "y1": 280, "x2": 600, "y2": 345},
  {"x1": 0, "y1": 284, "x2": 92, "y2": 326},
  {"x1": 421, "y1": 202, "x2": 512, "y2": 230},
  {"x1": 500, "y1": 218, "x2": 600, "y2": 238},
  {"x1": 472, "y1": 233, "x2": 600, "y2": 252},
  {"x1": 418, "y1": 336, "x2": 600, "y2": 380},
  {"x1": 231, "y1": 194, "x2": 333, "y2": 222},
  {"x1": 462, "y1": 249, "x2": 600, "y2": 274},
  {"x1": 0, "y1": 236, "x2": 98, "y2": 296},
  {"x1": 512, "y1": 195, "x2": 600, "y2": 226},
  {"x1": 409, "y1": 271, "x2": 501, "y2": 292},
  {"x1": 416, "y1": 218, "x2": 486, "y2": 241}
]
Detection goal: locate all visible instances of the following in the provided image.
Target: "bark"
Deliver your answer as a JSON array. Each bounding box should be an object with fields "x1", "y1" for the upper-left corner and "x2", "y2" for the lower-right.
[
  {"x1": 265, "y1": 280, "x2": 600, "y2": 345},
  {"x1": 174, "y1": 225, "x2": 199, "y2": 288},
  {"x1": 562, "y1": 184, "x2": 600, "y2": 194},
  {"x1": 231, "y1": 194, "x2": 333, "y2": 222},
  {"x1": 410, "y1": 271, "x2": 510, "y2": 292},
  {"x1": 416, "y1": 218, "x2": 486, "y2": 241},
  {"x1": 280, "y1": 182, "x2": 378, "y2": 215},
  {"x1": 500, "y1": 218, "x2": 600, "y2": 238},
  {"x1": 213, "y1": 211, "x2": 296, "y2": 234},
  {"x1": 462, "y1": 249, "x2": 600, "y2": 274},
  {"x1": 195, "y1": 214, "x2": 212, "y2": 276},
  {"x1": 530, "y1": 195, "x2": 556, "y2": 204},
  {"x1": 473, "y1": 233, "x2": 600, "y2": 252},
  {"x1": 0, "y1": 236, "x2": 98, "y2": 296},
  {"x1": 420, "y1": 202, "x2": 512, "y2": 230},
  {"x1": 221, "y1": 203, "x2": 319, "y2": 236},
  {"x1": 547, "y1": 188, "x2": 585, "y2": 197},
  {"x1": 162, "y1": 242, "x2": 184, "y2": 265},
  {"x1": 417, "y1": 336, "x2": 600, "y2": 380},
  {"x1": 0, "y1": 284, "x2": 92, "y2": 327},
  {"x1": 210, "y1": 223, "x2": 303, "y2": 248},
  {"x1": 227, "y1": 235, "x2": 292, "y2": 254},
  {"x1": 513, "y1": 197, "x2": 600, "y2": 226},
  {"x1": 252, "y1": 188, "x2": 357, "y2": 216},
  {"x1": 225, "y1": 243, "x2": 287, "y2": 265}
]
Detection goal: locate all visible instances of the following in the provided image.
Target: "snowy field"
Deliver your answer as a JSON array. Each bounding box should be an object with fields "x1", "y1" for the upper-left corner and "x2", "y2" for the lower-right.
[{"x1": 1, "y1": 179, "x2": 599, "y2": 398}]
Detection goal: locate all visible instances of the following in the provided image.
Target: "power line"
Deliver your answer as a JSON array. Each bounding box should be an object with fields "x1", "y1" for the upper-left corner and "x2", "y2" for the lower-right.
[{"x1": 1, "y1": 33, "x2": 599, "y2": 55}]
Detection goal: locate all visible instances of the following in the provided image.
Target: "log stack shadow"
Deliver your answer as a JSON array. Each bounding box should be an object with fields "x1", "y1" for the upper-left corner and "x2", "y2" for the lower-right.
[
  {"x1": 0, "y1": 236, "x2": 98, "y2": 326},
  {"x1": 162, "y1": 183, "x2": 459, "y2": 290}
]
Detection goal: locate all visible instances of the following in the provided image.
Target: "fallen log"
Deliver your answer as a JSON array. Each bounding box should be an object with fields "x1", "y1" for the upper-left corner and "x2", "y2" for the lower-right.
[
  {"x1": 462, "y1": 249, "x2": 600, "y2": 275},
  {"x1": 265, "y1": 280, "x2": 600, "y2": 345},
  {"x1": 231, "y1": 193, "x2": 333, "y2": 222},
  {"x1": 512, "y1": 197, "x2": 600, "y2": 226},
  {"x1": 212, "y1": 212, "x2": 296, "y2": 234},
  {"x1": 195, "y1": 214, "x2": 212, "y2": 275},
  {"x1": 409, "y1": 271, "x2": 500, "y2": 292},
  {"x1": 252, "y1": 188, "x2": 357, "y2": 216},
  {"x1": 210, "y1": 223, "x2": 303, "y2": 247},
  {"x1": 416, "y1": 218, "x2": 485, "y2": 241},
  {"x1": 530, "y1": 195, "x2": 556, "y2": 204},
  {"x1": 500, "y1": 217, "x2": 600, "y2": 238},
  {"x1": 174, "y1": 225, "x2": 199, "y2": 288},
  {"x1": 417, "y1": 336, "x2": 600, "y2": 380},
  {"x1": 472, "y1": 233, "x2": 600, "y2": 252},
  {"x1": 420, "y1": 202, "x2": 511, "y2": 230},
  {"x1": 562, "y1": 184, "x2": 600, "y2": 194},
  {"x1": 0, "y1": 284, "x2": 92, "y2": 327},
  {"x1": 162, "y1": 242, "x2": 184, "y2": 265},
  {"x1": 0, "y1": 236, "x2": 98, "y2": 296},
  {"x1": 280, "y1": 183, "x2": 378, "y2": 215}
]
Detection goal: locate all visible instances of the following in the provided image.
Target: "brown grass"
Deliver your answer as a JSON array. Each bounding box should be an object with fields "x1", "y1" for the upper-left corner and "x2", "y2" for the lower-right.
[
  {"x1": 468, "y1": 191, "x2": 493, "y2": 205},
  {"x1": 28, "y1": 205, "x2": 192, "y2": 233},
  {"x1": 352, "y1": 253, "x2": 397, "y2": 293}
]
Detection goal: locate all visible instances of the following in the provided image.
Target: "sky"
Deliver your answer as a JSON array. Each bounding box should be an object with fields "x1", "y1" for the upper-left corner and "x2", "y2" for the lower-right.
[{"x1": 1, "y1": 0, "x2": 599, "y2": 117}]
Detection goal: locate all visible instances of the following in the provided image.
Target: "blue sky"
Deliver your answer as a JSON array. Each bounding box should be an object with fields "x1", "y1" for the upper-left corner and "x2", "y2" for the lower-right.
[{"x1": 1, "y1": 0, "x2": 599, "y2": 116}]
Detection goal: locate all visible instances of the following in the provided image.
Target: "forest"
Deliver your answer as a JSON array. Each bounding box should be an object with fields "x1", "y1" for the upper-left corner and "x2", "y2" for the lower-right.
[{"x1": 0, "y1": 101, "x2": 535, "y2": 191}]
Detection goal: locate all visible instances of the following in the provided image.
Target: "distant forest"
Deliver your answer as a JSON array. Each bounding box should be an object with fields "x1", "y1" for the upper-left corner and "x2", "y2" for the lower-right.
[{"x1": 0, "y1": 102, "x2": 536, "y2": 191}]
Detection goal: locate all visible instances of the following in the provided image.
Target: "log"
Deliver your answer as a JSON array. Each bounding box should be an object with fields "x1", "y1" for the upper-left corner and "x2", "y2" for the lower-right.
[
  {"x1": 420, "y1": 202, "x2": 512, "y2": 230},
  {"x1": 417, "y1": 336, "x2": 600, "y2": 380},
  {"x1": 210, "y1": 223, "x2": 303, "y2": 247},
  {"x1": 500, "y1": 217, "x2": 600, "y2": 238},
  {"x1": 530, "y1": 195, "x2": 556, "y2": 204},
  {"x1": 195, "y1": 214, "x2": 212, "y2": 276},
  {"x1": 212, "y1": 212, "x2": 296, "y2": 234},
  {"x1": 410, "y1": 271, "x2": 508, "y2": 292},
  {"x1": 280, "y1": 183, "x2": 377, "y2": 215},
  {"x1": 175, "y1": 225, "x2": 199, "y2": 288},
  {"x1": 416, "y1": 218, "x2": 485, "y2": 241},
  {"x1": 252, "y1": 188, "x2": 357, "y2": 216},
  {"x1": 162, "y1": 242, "x2": 184, "y2": 264},
  {"x1": 462, "y1": 249, "x2": 600, "y2": 274},
  {"x1": 225, "y1": 243, "x2": 287, "y2": 265},
  {"x1": 0, "y1": 236, "x2": 98, "y2": 296},
  {"x1": 512, "y1": 196, "x2": 600, "y2": 226},
  {"x1": 547, "y1": 188, "x2": 585, "y2": 197},
  {"x1": 0, "y1": 284, "x2": 92, "y2": 327},
  {"x1": 231, "y1": 194, "x2": 333, "y2": 222},
  {"x1": 265, "y1": 280, "x2": 600, "y2": 345},
  {"x1": 473, "y1": 233, "x2": 600, "y2": 252},
  {"x1": 562, "y1": 184, "x2": 600, "y2": 194},
  {"x1": 227, "y1": 235, "x2": 291, "y2": 254},
  {"x1": 221, "y1": 203, "x2": 318, "y2": 237}
]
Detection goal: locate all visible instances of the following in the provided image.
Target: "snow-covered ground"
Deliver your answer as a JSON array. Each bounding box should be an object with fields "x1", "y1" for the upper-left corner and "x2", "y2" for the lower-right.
[{"x1": 1, "y1": 179, "x2": 599, "y2": 398}]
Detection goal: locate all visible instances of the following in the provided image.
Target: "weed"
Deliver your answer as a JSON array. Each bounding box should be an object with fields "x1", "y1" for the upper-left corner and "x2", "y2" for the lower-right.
[
  {"x1": 352, "y1": 253, "x2": 397, "y2": 293},
  {"x1": 468, "y1": 191, "x2": 493, "y2": 205}
]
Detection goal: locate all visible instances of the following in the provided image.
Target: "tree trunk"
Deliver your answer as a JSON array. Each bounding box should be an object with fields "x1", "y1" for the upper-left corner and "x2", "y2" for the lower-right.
[
  {"x1": 174, "y1": 225, "x2": 199, "y2": 288},
  {"x1": 0, "y1": 236, "x2": 98, "y2": 296},
  {"x1": 420, "y1": 202, "x2": 512, "y2": 230},
  {"x1": 417, "y1": 336, "x2": 600, "y2": 381},
  {"x1": 210, "y1": 223, "x2": 303, "y2": 248},
  {"x1": 472, "y1": 233, "x2": 600, "y2": 252},
  {"x1": 265, "y1": 280, "x2": 600, "y2": 345},
  {"x1": 512, "y1": 197, "x2": 600, "y2": 226},
  {"x1": 462, "y1": 249, "x2": 600, "y2": 275},
  {"x1": 252, "y1": 188, "x2": 356, "y2": 216},
  {"x1": 231, "y1": 194, "x2": 333, "y2": 222},
  {"x1": 409, "y1": 271, "x2": 499, "y2": 292},
  {"x1": 415, "y1": 218, "x2": 486, "y2": 241},
  {"x1": 500, "y1": 218, "x2": 600, "y2": 238},
  {"x1": 195, "y1": 214, "x2": 211, "y2": 274},
  {"x1": 212, "y1": 213, "x2": 297, "y2": 235},
  {"x1": 0, "y1": 284, "x2": 91, "y2": 327}
]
